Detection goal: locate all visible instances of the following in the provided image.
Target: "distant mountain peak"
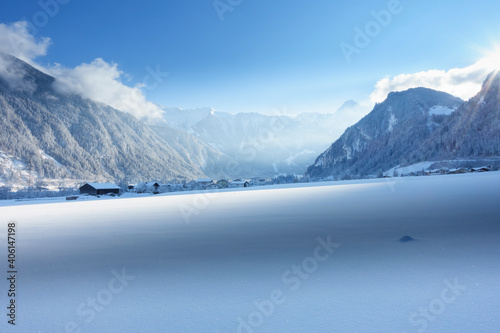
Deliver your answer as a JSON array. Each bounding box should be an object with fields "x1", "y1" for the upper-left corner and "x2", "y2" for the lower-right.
[
  {"x1": 334, "y1": 99, "x2": 369, "y2": 120},
  {"x1": 305, "y1": 87, "x2": 464, "y2": 179},
  {"x1": 386, "y1": 87, "x2": 449, "y2": 99},
  {"x1": 0, "y1": 53, "x2": 54, "y2": 94},
  {"x1": 339, "y1": 99, "x2": 359, "y2": 109}
]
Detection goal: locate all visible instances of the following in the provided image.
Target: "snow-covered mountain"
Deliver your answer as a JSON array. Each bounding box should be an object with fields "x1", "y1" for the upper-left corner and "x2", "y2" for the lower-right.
[
  {"x1": 305, "y1": 87, "x2": 464, "y2": 179},
  {"x1": 159, "y1": 101, "x2": 369, "y2": 177},
  {"x1": 148, "y1": 122, "x2": 239, "y2": 180},
  {"x1": 159, "y1": 107, "x2": 217, "y2": 131},
  {"x1": 420, "y1": 72, "x2": 500, "y2": 161},
  {"x1": 306, "y1": 72, "x2": 500, "y2": 179},
  {"x1": 0, "y1": 53, "x2": 206, "y2": 188},
  {"x1": 0, "y1": 53, "x2": 371, "y2": 187}
]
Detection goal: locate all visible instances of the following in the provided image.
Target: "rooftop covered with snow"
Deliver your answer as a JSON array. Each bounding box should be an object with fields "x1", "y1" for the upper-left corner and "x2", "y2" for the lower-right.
[{"x1": 82, "y1": 183, "x2": 121, "y2": 190}]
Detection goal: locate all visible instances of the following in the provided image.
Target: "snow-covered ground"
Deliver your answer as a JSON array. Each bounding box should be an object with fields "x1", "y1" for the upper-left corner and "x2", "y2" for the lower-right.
[
  {"x1": 384, "y1": 161, "x2": 436, "y2": 176},
  {"x1": 0, "y1": 150, "x2": 81, "y2": 191},
  {"x1": 1, "y1": 172, "x2": 499, "y2": 332},
  {"x1": 428, "y1": 105, "x2": 457, "y2": 116}
]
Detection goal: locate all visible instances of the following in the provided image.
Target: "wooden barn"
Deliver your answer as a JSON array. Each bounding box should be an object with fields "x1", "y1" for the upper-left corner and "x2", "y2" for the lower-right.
[{"x1": 79, "y1": 183, "x2": 121, "y2": 196}]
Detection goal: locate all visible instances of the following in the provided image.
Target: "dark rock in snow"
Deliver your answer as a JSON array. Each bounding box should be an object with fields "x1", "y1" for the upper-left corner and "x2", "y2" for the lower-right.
[{"x1": 399, "y1": 235, "x2": 415, "y2": 243}]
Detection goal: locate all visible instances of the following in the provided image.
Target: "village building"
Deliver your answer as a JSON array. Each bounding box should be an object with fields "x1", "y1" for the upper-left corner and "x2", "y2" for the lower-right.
[
  {"x1": 79, "y1": 183, "x2": 120, "y2": 196},
  {"x1": 471, "y1": 166, "x2": 492, "y2": 172},
  {"x1": 228, "y1": 180, "x2": 250, "y2": 188},
  {"x1": 196, "y1": 179, "x2": 214, "y2": 186},
  {"x1": 205, "y1": 183, "x2": 222, "y2": 190},
  {"x1": 196, "y1": 179, "x2": 216, "y2": 190},
  {"x1": 448, "y1": 168, "x2": 469, "y2": 174}
]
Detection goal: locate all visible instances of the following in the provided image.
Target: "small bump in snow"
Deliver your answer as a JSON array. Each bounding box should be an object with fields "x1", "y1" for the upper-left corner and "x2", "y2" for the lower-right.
[{"x1": 399, "y1": 235, "x2": 415, "y2": 243}]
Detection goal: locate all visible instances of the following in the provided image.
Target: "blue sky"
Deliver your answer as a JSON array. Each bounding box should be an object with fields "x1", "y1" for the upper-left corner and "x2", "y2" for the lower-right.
[{"x1": 1, "y1": 0, "x2": 500, "y2": 116}]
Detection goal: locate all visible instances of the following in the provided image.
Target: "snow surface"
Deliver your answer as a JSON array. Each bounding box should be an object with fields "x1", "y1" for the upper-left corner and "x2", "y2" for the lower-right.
[
  {"x1": 1, "y1": 172, "x2": 499, "y2": 332},
  {"x1": 384, "y1": 161, "x2": 436, "y2": 176},
  {"x1": 40, "y1": 150, "x2": 62, "y2": 167},
  {"x1": 429, "y1": 106, "x2": 457, "y2": 116},
  {"x1": 388, "y1": 113, "x2": 398, "y2": 132},
  {"x1": 0, "y1": 150, "x2": 77, "y2": 191}
]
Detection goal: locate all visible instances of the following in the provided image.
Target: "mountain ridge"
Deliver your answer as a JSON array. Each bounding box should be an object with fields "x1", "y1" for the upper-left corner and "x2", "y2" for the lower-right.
[
  {"x1": 160, "y1": 101, "x2": 370, "y2": 177},
  {"x1": 305, "y1": 87, "x2": 465, "y2": 179},
  {"x1": 306, "y1": 73, "x2": 500, "y2": 179},
  {"x1": 0, "y1": 54, "x2": 206, "y2": 187}
]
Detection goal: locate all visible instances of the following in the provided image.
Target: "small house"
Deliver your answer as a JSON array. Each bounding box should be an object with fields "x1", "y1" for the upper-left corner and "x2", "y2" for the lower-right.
[
  {"x1": 79, "y1": 183, "x2": 120, "y2": 196},
  {"x1": 448, "y1": 168, "x2": 469, "y2": 174},
  {"x1": 134, "y1": 182, "x2": 168, "y2": 193},
  {"x1": 228, "y1": 180, "x2": 250, "y2": 188},
  {"x1": 471, "y1": 166, "x2": 492, "y2": 172},
  {"x1": 196, "y1": 179, "x2": 214, "y2": 186},
  {"x1": 429, "y1": 169, "x2": 448, "y2": 175},
  {"x1": 196, "y1": 179, "x2": 218, "y2": 190}
]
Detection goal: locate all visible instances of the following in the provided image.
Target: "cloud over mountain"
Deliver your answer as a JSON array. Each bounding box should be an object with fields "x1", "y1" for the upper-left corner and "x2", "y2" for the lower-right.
[
  {"x1": 0, "y1": 21, "x2": 50, "y2": 62},
  {"x1": 51, "y1": 59, "x2": 163, "y2": 120},
  {"x1": 0, "y1": 20, "x2": 162, "y2": 120},
  {"x1": 0, "y1": 21, "x2": 50, "y2": 93},
  {"x1": 370, "y1": 53, "x2": 500, "y2": 103}
]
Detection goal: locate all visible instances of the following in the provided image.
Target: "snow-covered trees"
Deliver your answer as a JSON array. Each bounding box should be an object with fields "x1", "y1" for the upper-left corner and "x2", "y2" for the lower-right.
[
  {"x1": 0, "y1": 55, "x2": 206, "y2": 187},
  {"x1": 306, "y1": 73, "x2": 500, "y2": 181}
]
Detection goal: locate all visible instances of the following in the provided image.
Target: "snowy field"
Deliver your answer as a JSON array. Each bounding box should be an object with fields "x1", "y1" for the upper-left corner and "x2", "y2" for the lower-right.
[{"x1": 1, "y1": 173, "x2": 499, "y2": 332}]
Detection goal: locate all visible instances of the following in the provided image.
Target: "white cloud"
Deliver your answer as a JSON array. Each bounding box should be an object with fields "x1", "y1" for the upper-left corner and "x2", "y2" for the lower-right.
[
  {"x1": 0, "y1": 21, "x2": 51, "y2": 93},
  {"x1": 370, "y1": 54, "x2": 500, "y2": 103},
  {"x1": 0, "y1": 54, "x2": 37, "y2": 93},
  {"x1": 0, "y1": 21, "x2": 50, "y2": 62},
  {"x1": 50, "y1": 59, "x2": 163, "y2": 120},
  {"x1": 0, "y1": 20, "x2": 163, "y2": 120}
]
